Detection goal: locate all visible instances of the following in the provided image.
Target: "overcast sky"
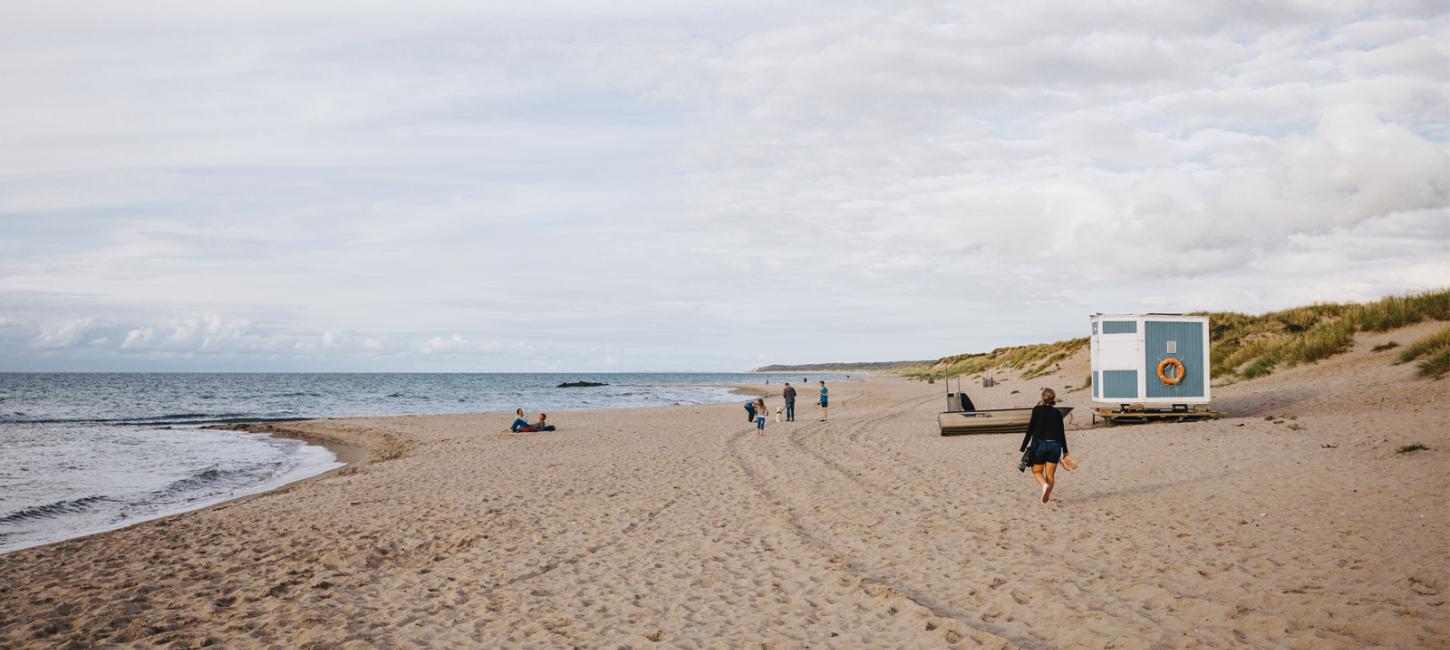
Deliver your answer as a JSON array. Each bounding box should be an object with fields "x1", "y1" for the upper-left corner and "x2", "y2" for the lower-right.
[{"x1": 1, "y1": 1, "x2": 1447, "y2": 372}]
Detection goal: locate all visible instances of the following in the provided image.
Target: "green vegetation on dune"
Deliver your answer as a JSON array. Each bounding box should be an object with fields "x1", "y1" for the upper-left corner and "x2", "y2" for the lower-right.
[
  {"x1": 900, "y1": 338, "x2": 1088, "y2": 381},
  {"x1": 1397, "y1": 325, "x2": 1450, "y2": 379},
  {"x1": 898, "y1": 288, "x2": 1449, "y2": 384},
  {"x1": 1201, "y1": 289, "x2": 1449, "y2": 379}
]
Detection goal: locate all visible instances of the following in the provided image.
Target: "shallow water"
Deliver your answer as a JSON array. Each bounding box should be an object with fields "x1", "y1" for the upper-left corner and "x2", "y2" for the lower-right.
[{"x1": 0, "y1": 372, "x2": 850, "y2": 553}]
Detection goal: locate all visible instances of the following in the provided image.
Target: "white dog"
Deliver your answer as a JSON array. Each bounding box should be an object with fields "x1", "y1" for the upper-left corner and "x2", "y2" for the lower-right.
[{"x1": 775, "y1": 406, "x2": 783, "y2": 423}]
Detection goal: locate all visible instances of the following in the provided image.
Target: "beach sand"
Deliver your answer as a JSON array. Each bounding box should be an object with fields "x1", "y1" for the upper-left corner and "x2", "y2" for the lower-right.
[{"x1": 2, "y1": 324, "x2": 1448, "y2": 648}]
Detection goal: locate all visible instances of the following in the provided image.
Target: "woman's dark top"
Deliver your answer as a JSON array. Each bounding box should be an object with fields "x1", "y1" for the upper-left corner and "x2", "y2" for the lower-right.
[{"x1": 1020, "y1": 404, "x2": 1067, "y2": 454}]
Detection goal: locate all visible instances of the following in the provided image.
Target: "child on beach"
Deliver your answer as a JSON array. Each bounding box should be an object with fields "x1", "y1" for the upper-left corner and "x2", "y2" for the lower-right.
[
  {"x1": 818, "y1": 381, "x2": 829, "y2": 421},
  {"x1": 754, "y1": 399, "x2": 767, "y2": 435},
  {"x1": 510, "y1": 408, "x2": 530, "y2": 432},
  {"x1": 530, "y1": 413, "x2": 556, "y2": 432},
  {"x1": 1021, "y1": 388, "x2": 1072, "y2": 503}
]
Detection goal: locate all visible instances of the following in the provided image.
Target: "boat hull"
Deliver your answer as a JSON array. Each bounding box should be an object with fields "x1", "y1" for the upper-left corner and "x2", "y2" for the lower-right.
[{"x1": 938, "y1": 406, "x2": 1073, "y2": 436}]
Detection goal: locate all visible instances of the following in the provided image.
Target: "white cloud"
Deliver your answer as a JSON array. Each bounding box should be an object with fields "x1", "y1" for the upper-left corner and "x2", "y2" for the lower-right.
[
  {"x1": 28, "y1": 319, "x2": 98, "y2": 349},
  {"x1": 0, "y1": 1, "x2": 1446, "y2": 370},
  {"x1": 418, "y1": 335, "x2": 503, "y2": 356}
]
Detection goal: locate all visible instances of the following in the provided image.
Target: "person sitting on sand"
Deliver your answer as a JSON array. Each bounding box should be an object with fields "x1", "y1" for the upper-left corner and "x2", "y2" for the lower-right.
[
  {"x1": 1021, "y1": 388, "x2": 1073, "y2": 503},
  {"x1": 531, "y1": 413, "x2": 556, "y2": 432},
  {"x1": 754, "y1": 398, "x2": 767, "y2": 435},
  {"x1": 510, "y1": 408, "x2": 531, "y2": 432}
]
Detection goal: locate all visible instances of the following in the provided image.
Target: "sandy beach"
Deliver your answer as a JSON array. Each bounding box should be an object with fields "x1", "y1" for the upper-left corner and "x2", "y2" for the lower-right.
[{"x1": 2, "y1": 324, "x2": 1447, "y2": 648}]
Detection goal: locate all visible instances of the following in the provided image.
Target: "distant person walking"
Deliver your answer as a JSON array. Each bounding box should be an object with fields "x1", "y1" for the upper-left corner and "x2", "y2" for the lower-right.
[
  {"x1": 754, "y1": 398, "x2": 768, "y2": 435},
  {"x1": 1021, "y1": 388, "x2": 1072, "y2": 503},
  {"x1": 782, "y1": 382, "x2": 797, "y2": 422},
  {"x1": 818, "y1": 381, "x2": 829, "y2": 421}
]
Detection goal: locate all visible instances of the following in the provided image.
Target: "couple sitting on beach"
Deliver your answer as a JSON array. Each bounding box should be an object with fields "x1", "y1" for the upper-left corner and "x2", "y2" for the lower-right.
[{"x1": 510, "y1": 408, "x2": 555, "y2": 432}]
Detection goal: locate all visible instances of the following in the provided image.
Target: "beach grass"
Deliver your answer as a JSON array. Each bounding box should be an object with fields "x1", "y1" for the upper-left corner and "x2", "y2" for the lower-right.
[
  {"x1": 1397, "y1": 326, "x2": 1450, "y2": 378},
  {"x1": 900, "y1": 289, "x2": 1448, "y2": 383},
  {"x1": 1203, "y1": 288, "x2": 1450, "y2": 379},
  {"x1": 902, "y1": 338, "x2": 1087, "y2": 381}
]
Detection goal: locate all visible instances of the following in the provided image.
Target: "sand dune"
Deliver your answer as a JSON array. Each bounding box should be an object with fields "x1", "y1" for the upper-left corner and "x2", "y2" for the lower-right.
[{"x1": 2, "y1": 324, "x2": 1447, "y2": 647}]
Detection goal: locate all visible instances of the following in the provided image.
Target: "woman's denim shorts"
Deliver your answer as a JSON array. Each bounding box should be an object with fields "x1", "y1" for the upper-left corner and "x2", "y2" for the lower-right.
[{"x1": 1032, "y1": 440, "x2": 1063, "y2": 465}]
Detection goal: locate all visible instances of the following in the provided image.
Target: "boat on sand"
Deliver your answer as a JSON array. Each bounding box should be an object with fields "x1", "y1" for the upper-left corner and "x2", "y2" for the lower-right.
[
  {"x1": 938, "y1": 406, "x2": 1073, "y2": 435},
  {"x1": 936, "y1": 376, "x2": 1071, "y2": 435}
]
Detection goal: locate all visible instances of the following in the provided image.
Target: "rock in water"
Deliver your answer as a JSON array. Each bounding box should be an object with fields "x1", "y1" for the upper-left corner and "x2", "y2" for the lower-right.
[{"x1": 556, "y1": 381, "x2": 608, "y2": 388}]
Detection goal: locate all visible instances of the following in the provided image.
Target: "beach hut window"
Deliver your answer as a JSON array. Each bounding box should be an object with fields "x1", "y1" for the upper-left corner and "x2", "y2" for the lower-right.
[
  {"x1": 1102, "y1": 321, "x2": 1137, "y2": 334},
  {"x1": 1167, "y1": 340, "x2": 1177, "y2": 354}
]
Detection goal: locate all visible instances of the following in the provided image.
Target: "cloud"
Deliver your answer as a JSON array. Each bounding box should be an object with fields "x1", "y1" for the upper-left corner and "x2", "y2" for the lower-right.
[
  {"x1": 418, "y1": 335, "x2": 504, "y2": 356},
  {"x1": 28, "y1": 318, "x2": 99, "y2": 349},
  {"x1": 0, "y1": 1, "x2": 1446, "y2": 370}
]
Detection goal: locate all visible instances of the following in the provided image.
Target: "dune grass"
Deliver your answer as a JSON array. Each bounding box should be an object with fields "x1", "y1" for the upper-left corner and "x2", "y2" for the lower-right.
[
  {"x1": 902, "y1": 288, "x2": 1449, "y2": 384},
  {"x1": 902, "y1": 338, "x2": 1087, "y2": 381},
  {"x1": 1201, "y1": 288, "x2": 1450, "y2": 379},
  {"x1": 1397, "y1": 325, "x2": 1450, "y2": 379}
]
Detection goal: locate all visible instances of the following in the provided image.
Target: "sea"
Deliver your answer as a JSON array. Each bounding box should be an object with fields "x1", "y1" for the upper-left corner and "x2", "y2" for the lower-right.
[{"x1": 0, "y1": 372, "x2": 851, "y2": 554}]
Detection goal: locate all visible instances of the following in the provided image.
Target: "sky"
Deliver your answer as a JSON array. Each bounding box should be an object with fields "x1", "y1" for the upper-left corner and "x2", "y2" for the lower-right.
[{"x1": 1, "y1": 1, "x2": 1447, "y2": 372}]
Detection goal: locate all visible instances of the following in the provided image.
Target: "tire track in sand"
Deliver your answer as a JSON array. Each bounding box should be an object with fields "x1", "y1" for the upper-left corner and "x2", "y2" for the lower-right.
[
  {"x1": 791, "y1": 391, "x2": 1365, "y2": 647},
  {"x1": 727, "y1": 414, "x2": 1026, "y2": 648}
]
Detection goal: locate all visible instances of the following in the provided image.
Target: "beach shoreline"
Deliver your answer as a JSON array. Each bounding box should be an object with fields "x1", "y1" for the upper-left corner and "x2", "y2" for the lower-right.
[
  {"x1": 2, "y1": 339, "x2": 1446, "y2": 647},
  {"x1": 3, "y1": 380, "x2": 841, "y2": 557}
]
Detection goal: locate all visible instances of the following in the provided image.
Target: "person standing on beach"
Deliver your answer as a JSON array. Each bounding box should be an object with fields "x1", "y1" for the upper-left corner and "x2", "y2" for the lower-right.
[
  {"x1": 754, "y1": 398, "x2": 768, "y2": 435},
  {"x1": 818, "y1": 381, "x2": 829, "y2": 421},
  {"x1": 745, "y1": 400, "x2": 757, "y2": 422},
  {"x1": 1021, "y1": 388, "x2": 1072, "y2": 503},
  {"x1": 782, "y1": 382, "x2": 797, "y2": 422}
]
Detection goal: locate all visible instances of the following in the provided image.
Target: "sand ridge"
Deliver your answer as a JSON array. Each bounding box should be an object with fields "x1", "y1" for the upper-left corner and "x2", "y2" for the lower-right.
[{"x1": 1, "y1": 326, "x2": 1447, "y2": 647}]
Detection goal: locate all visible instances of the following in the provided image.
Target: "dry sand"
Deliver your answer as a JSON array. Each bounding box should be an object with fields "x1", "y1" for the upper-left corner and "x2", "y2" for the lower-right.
[{"x1": 2, "y1": 324, "x2": 1448, "y2": 648}]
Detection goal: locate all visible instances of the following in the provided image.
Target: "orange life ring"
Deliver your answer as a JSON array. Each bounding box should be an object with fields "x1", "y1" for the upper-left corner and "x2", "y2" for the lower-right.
[{"x1": 1157, "y1": 358, "x2": 1185, "y2": 385}]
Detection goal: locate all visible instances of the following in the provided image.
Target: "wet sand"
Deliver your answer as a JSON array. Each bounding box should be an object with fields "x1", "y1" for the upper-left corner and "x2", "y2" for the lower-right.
[{"x1": 2, "y1": 323, "x2": 1447, "y2": 647}]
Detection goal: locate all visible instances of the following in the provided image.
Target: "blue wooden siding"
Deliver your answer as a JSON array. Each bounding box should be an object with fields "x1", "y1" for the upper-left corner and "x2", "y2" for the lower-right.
[
  {"x1": 1092, "y1": 371, "x2": 1099, "y2": 398},
  {"x1": 1102, "y1": 320, "x2": 1137, "y2": 334},
  {"x1": 1144, "y1": 321, "x2": 1207, "y2": 399},
  {"x1": 1102, "y1": 370, "x2": 1137, "y2": 399}
]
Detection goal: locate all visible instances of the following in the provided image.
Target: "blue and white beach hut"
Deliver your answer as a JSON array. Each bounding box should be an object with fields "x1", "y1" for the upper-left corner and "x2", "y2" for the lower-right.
[{"x1": 1090, "y1": 313, "x2": 1211, "y2": 410}]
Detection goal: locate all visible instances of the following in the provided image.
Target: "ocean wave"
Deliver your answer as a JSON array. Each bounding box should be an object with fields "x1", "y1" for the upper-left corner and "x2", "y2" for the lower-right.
[
  {"x1": 0, "y1": 495, "x2": 113, "y2": 525},
  {"x1": 0, "y1": 413, "x2": 306, "y2": 426},
  {"x1": 120, "y1": 416, "x2": 306, "y2": 427},
  {"x1": 156, "y1": 465, "x2": 260, "y2": 495}
]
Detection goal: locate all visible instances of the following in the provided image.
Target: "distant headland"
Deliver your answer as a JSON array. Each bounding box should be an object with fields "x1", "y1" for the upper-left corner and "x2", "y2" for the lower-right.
[{"x1": 750, "y1": 360, "x2": 935, "y2": 372}]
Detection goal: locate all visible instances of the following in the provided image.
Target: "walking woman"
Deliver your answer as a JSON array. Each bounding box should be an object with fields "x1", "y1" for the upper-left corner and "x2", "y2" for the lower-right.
[
  {"x1": 754, "y1": 398, "x2": 768, "y2": 436},
  {"x1": 1021, "y1": 388, "x2": 1072, "y2": 503}
]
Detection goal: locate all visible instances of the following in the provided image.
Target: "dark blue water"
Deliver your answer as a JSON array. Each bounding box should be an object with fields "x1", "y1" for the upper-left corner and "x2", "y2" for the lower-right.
[{"x1": 0, "y1": 372, "x2": 852, "y2": 553}]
